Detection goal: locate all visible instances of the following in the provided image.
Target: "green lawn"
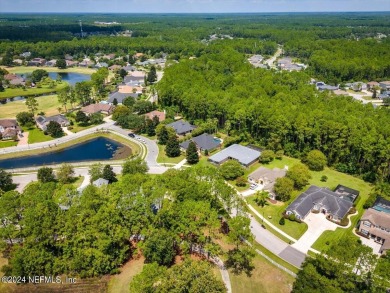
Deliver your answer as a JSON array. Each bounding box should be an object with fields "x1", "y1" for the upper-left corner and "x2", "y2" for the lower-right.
[
  {"x1": 6, "y1": 66, "x2": 96, "y2": 75},
  {"x1": 230, "y1": 253, "x2": 295, "y2": 293},
  {"x1": 157, "y1": 143, "x2": 186, "y2": 165},
  {"x1": 0, "y1": 141, "x2": 17, "y2": 148},
  {"x1": 243, "y1": 156, "x2": 372, "y2": 246},
  {"x1": 0, "y1": 94, "x2": 70, "y2": 119},
  {"x1": 0, "y1": 82, "x2": 68, "y2": 99},
  {"x1": 70, "y1": 123, "x2": 97, "y2": 133},
  {"x1": 26, "y1": 127, "x2": 54, "y2": 144},
  {"x1": 247, "y1": 196, "x2": 308, "y2": 240}
]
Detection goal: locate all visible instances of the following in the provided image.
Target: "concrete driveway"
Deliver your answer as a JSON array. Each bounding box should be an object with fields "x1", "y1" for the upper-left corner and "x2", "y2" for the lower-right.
[{"x1": 291, "y1": 212, "x2": 339, "y2": 253}]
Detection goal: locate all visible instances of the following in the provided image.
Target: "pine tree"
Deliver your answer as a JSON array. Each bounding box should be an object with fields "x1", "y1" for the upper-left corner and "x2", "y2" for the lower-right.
[
  {"x1": 186, "y1": 141, "x2": 199, "y2": 164},
  {"x1": 158, "y1": 125, "x2": 169, "y2": 145},
  {"x1": 165, "y1": 135, "x2": 181, "y2": 157},
  {"x1": 147, "y1": 66, "x2": 157, "y2": 83},
  {"x1": 102, "y1": 165, "x2": 117, "y2": 183}
]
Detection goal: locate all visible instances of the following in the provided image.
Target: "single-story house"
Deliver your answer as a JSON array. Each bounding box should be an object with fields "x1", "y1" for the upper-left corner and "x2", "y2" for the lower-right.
[
  {"x1": 248, "y1": 167, "x2": 287, "y2": 199},
  {"x1": 107, "y1": 92, "x2": 139, "y2": 105},
  {"x1": 81, "y1": 103, "x2": 114, "y2": 116},
  {"x1": 318, "y1": 84, "x2": 339, "y2": 91},
  {"x1": 0, "y1": 119, "x2": 21, "y2": 140},
  {"x1": 123, "y1": 65, "x2": 136, "y2": 73},
  {"x1": 4, "y1": 74, "x2": 24, "y2": 86},
  {"x1": 93, "y1": 178, "x2": 109, "y2": 187},
  {"x1": 179, "y1": 133, "x2": 221, "y2": 152},
  {"x1": 103, "y1": 54, "x2": 116, "y2": 60},
  {"x1": 79, "y1": 59, "x2": 94, "y2": 67},
  {"x1": 373, "y1": 197, "x2": 390, "y2": 214},
  {"x1": 167, "y1": 120, "x2": 196, "y2": 135},
  {"x1": 95, "y1": 62, "x2": 108, "y2": 69},
  {"x1": 379, "y1": 81, "x2": 390, "y2": 90},
  {"x1": 66, "y1": 60, "x2": 79, "y2": 67},
  {"x1": 248, "y1": 54, "x2": 264, "y2": 64},
  {"x1": 144, "y1": 110, "x2": 166, "y2": 122},
  {"x1": 65, "y1": 54, "x2": 74, "y2": 60},
  {"x1": 27, "y1": 58, "x2": 46, "y2": 66},
  {"x1": 285, "y1": 185, "x2": 353, "y2": 222},
  {"x1": 109, "y1": 64, "x2": 122, "y2": 71},
  {"x1": 333, "y1": 184, "x2": 360, "y2": 203},
  {"x1": 208, "y1": 144, "x2": 261, "y2": 167},
  {"x1": 35, "y1": 115, "x2": 70, "y2": 131},
  {"x1": 351, "y1": 82, "x2": 367, "y2": 92},
  {"x1": 367, "y1": 81, "x2": 379, "y2": 90},
  {"x1": 20, "y1": 52, "x2": 31, "y2": 58},
  {"x1": 13, "y1": 59, "x2": 23, "y2": 65},
  {"x1": 45, "y1": 59, "x2": 57, "y2": 67},
  {"x1": 358, "y1": 208, "x2": 390, "y2": 255}
]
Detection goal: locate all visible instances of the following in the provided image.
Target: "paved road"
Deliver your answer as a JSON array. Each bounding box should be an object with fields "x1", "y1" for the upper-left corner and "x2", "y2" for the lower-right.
[
  {"x1": 249, "y1": 214, "x2": 306, "y2": 268},
  {"x1": 265, "y1": 45, "x2": 283, "y2": 68}
]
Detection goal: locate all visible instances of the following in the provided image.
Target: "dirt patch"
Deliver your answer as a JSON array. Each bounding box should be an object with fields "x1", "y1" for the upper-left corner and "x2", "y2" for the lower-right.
[
  {"x1": 269, "y1": 199, "x2": 283, "y2": 205},
  {"x1": 112, "y1": 146, "x2": 132, "y2": 160}
]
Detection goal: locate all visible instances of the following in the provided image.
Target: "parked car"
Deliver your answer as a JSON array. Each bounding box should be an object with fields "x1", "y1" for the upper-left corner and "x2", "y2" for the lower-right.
[
  {"x1": 128, "y1": 133, "x2": 135, "y2": 138},
  {"x1": 250, "y1": 184, "x2": 258, "y2": 190}
]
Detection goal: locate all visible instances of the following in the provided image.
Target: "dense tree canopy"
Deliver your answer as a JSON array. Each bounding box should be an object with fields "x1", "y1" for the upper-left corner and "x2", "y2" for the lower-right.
[{"x1": 157, "y1": 50, "x2": 390, "y2": 183}]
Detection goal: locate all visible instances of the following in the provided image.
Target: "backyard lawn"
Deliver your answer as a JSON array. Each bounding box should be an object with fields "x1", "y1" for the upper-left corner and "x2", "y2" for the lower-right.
[
  {"x1": 157, "y1": 143, "x2": 186, "y2": 165},
  {"x1": 0, "y1": 94, "x2": 68, "y2": 119},
  {"x1": 0, "y1": 141, "x2": 17, "y2": 148},
  {"x1": 247, "y1": 196, "x2": 308, "y2": 240},
  {"x1": 26, "y1": 127, "x2": 54, "y2": 144},
  {"x1": 6, "y1": 66, "x2": 96, "y2": 75},
  {"x1": 0, "y1": 82, "x2": 68, "y2": 99},
  {"x1": 229, "y1": 253, "x2": 294, "y2": 293}
]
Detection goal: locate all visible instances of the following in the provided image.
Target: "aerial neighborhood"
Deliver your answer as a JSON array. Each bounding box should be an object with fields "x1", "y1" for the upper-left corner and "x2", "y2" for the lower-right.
[{"x1": 0, "y1": 10, "x2": 389, "y2": 293}]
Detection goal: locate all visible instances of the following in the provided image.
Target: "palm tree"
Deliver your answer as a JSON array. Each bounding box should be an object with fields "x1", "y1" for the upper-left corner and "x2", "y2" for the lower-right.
[{"x1": 254, "y1": 191, "x2": 269, "y2": 207}]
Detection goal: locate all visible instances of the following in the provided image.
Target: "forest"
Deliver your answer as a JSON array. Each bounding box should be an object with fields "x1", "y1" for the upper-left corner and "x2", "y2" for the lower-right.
[
  {"x1": 1, "y1": 13, "x2": 390, "y2": 82},
  {"x1": 0, "y1": 164, "x2": 249, "y2": 291},
  {"x1": 156, "y1": 48, "x2": 390, "y2": 183}
]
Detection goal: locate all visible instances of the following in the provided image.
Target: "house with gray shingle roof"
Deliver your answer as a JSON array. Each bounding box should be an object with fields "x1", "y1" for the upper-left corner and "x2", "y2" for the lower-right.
[
  {"x1": 35, "y1": 115, "x2": 70, "y2": 131},
  {"x1": 208, "y1": 144, "x2": 261, "y2": 167},
  {"x1": 248, "y1": 167, "x2": 287, "y2": 199},
  {"x1": 285, "y1": 185, "x2": 353, "y2": 223},
  {"x1": 107, "y1": 92, "x2": 138, "y2": 104},
  {"x1": 167, "y1": 120, "x2": 196, "y2": 135},
  {"x1": 93, "y1": 178, "x2": 109, "y2": 187},
  {"x1": 179, "y1": 133, "x2": 221, "y2": 152}
]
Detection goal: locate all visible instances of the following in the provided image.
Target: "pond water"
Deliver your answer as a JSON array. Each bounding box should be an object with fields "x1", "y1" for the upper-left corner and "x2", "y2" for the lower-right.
[
  {"x1": 20, "y1": 72, "x2": 91, "y2": 86},
  {"x1": 0, "y1": 72, "x2": 91, "y2": 104},
  {"x1": 0, "y1": 137, "x2": 124, "y2": 169}
]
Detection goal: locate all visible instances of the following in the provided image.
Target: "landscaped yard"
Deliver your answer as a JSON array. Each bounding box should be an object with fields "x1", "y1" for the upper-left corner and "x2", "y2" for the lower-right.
[
  {"x1": 247, "y1": 196, "x2": 308, "y2": 240},
  {"x1": 157, "y1": 143, "x2": 186, "y2": 165},
  {"x1": 0, "y1": 82, "x2": 68, "y2": 99},
  {"x1": 229, "y1": 253, "x2": 294, "y2": 293},
  {"x1": 26, "y1": 127, "x2": 54, "y2": 144},
  {"x1": 70, "y1": 123, "x2": 98, "y2": 133},
  {"x1": 243, "y1": 156, "x2": 373, "y2": 245},
  {"x1": 0, "y1": 141, "x2": 17, "y2": 148},
  {"x1": 0, "y1": 94, "x2": 68, "y2": 119}
]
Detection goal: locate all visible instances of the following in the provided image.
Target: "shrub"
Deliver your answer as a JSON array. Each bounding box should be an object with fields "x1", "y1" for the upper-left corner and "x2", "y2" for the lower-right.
[
  {"x1": 279, "y1": 217, "x2": 285, "y2": 225},
  {"x1": 288, "y1": 214, "x2": 296, "y2": 221},
  {"x1": 259, "y1": 150, "x2": 275, "y2": 164},
  {"x1": 235, "y1": 177, "x2": 247, "y2": 187},
  {"x1": 67, "y1": 126, "x2": 73, "y2": 130},
  {"x1": 320, "y1": 175, "x2": 328, "y2": 182},
  {"x1": 275, "y1": 150, "x2": 284, "y2": 160},
  {"x1": 305, "y1": 150, "x2": 327, "y2": 171},
  {"x1": 220, "y1": 160, "x2": 244, "y2": 180}
]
